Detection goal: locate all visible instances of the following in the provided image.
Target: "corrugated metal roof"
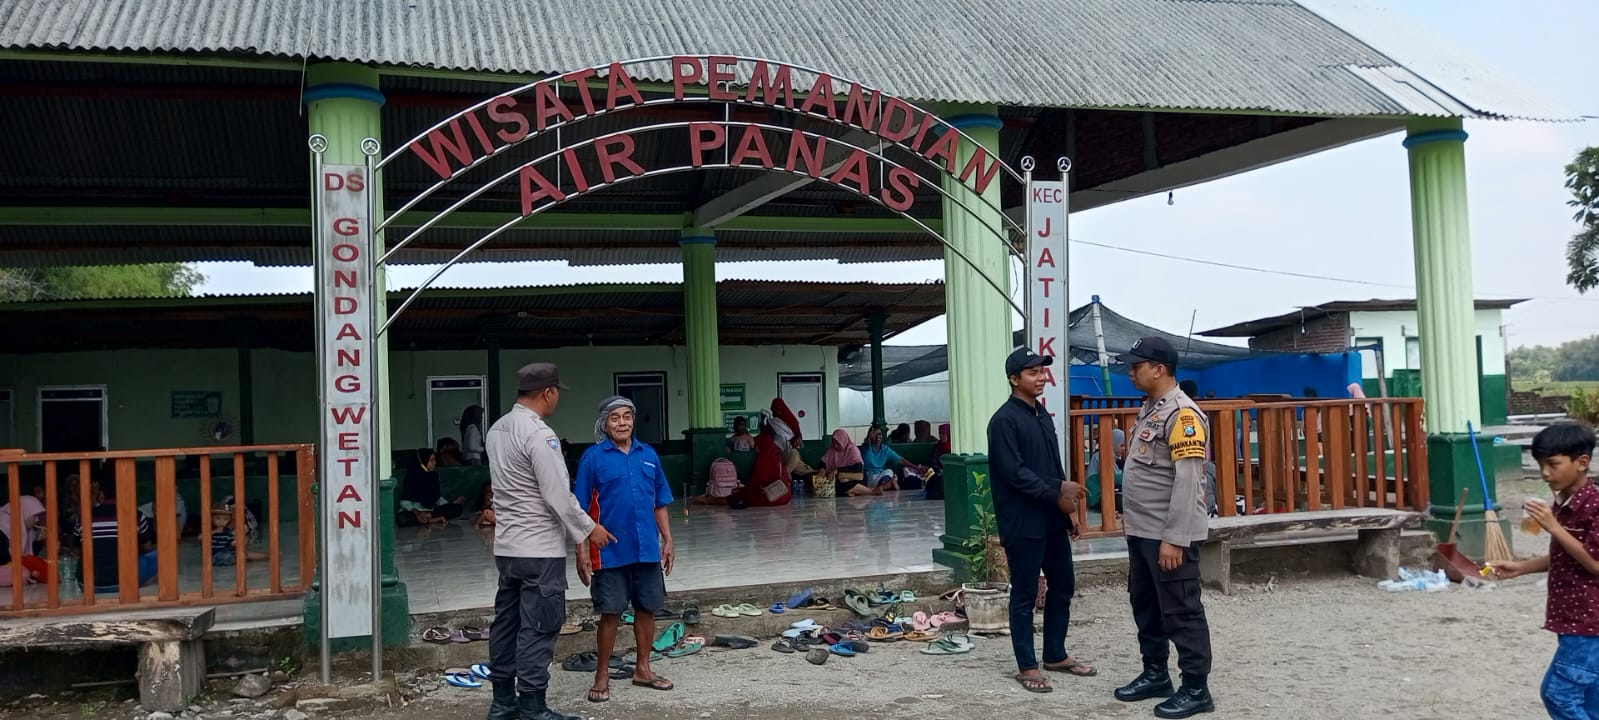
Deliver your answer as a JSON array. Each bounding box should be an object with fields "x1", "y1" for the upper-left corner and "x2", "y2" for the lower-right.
[
  {"x1": 0, "y1": 0, "x2": 1573, "y2": 120},
  {"x1": 1199, "y1": 296, "x2": 1529, "y2": 337}
]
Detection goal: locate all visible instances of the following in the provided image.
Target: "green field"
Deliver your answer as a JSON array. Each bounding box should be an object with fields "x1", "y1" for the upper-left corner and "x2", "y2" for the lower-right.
[{"x1": 1512, "y1": 380, "x2": 1599, "y2": 395}]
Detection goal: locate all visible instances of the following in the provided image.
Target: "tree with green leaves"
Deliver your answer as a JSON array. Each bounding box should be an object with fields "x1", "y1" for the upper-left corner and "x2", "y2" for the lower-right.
[
  {"x1": 1566, "y1": 146, "x2": 1599, "y2": 292},
  {"x1": 0, "y1": 264, "x2": 205, "y2": 302}
]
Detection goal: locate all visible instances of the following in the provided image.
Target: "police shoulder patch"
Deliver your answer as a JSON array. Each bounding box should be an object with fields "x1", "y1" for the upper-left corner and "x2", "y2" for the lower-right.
[
  {"x1": 1167, "y1": 408, "x2": 1207, "y2": 461},
  {"x1": 546, "y1": 437, "x2": 562, "y2": 451}
]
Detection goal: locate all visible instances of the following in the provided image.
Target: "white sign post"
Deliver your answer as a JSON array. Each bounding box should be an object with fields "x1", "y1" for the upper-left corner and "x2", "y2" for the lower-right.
[
  {"x1": 315, "y1": 160, "x2": 376, "y2": 639},
  {"x1": 1026, "y1": 170, "x2": 1070, "y2": 471}
]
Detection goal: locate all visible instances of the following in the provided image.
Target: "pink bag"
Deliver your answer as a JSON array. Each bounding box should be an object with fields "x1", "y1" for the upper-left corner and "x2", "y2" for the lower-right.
[{"x1": 708, "y1": 458, "x2": 741, "y2": 499}]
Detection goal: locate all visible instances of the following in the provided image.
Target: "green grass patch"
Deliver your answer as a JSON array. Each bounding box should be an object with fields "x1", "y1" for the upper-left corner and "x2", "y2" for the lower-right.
[{"x1": 1512, "y1": 380, "x2": 1599, "y2": 396}]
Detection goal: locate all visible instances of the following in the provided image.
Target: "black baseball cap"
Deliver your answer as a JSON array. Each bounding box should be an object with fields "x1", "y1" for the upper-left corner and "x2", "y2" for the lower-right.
[
  {"x1": 1117, "y1": 336, "x2": 1179, "y2": 368},
  {"x1": 1005, "y1": 347, "x2": 1053, "y2": 376},
  {"x1": 517, "y1": 362, "x2": 569, "y2": 392}
]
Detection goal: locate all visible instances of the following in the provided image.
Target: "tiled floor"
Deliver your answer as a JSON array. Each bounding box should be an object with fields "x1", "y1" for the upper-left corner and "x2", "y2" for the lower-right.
[
  {"x1": 395, "y1": 494, "x2": 1129, "y2": 614},
  {"x1": 3, "y1": 498, "x2": 1130, "y2": 616}
]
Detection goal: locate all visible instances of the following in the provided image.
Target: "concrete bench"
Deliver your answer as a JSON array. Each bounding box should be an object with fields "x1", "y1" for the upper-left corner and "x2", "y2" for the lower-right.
[
  {"x1": 0, "y1": 608, "x2": 214, "y2": 712},
  {"x1": 1200, "y1": 508, "x2": 1426, "y2": 595}
]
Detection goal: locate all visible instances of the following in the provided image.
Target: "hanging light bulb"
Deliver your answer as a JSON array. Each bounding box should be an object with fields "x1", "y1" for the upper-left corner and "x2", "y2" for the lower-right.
[{"x1": 1167, "y1": 191, "x2": 1174, "y2": 206}]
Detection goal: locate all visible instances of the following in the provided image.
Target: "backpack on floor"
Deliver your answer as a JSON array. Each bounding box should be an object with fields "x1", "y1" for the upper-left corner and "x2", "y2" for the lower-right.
[{"x1": 708, "y1": 458, "x2": 741, "y2": 499}]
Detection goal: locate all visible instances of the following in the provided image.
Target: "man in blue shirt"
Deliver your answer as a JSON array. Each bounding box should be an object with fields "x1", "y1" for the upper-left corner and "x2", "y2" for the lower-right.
[{"x1": 574, "y1": 395, "x2": 676, "y2": 703}]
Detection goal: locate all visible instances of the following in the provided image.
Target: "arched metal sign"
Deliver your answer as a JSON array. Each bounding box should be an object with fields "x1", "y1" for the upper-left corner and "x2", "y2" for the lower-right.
[{"x1": 306, "y1": 54, "x2": 1070, "y2": 670}]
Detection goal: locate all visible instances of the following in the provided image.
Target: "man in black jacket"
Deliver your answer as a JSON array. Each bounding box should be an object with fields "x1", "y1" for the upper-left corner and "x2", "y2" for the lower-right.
[{"x1": 987, "y1": 347, "x2": 1093, "y2": 694}]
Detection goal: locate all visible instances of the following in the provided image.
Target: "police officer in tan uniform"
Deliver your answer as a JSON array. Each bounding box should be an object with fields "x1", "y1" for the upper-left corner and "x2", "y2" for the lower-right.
[{"x1": 1114, "y1": 337, "x2": 1215, "y2": 718}]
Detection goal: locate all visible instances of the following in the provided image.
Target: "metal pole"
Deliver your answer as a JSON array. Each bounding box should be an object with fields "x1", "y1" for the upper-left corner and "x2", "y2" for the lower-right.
[
  {"x1": 362, "y1": 139, "x2": 383, "y2": 681},
  {"x1": 308, "y1": 134, "x2": 332, "y2": 686},
  {"x1": 1020, "y1": 156, "x2": 1034, "y2": 344},
  {"x1": 1090, "y1": 295, "x2": 1112, "y2": 396},
  {"x1": 1057, "y1": 157, "x2": 1073, "y2": 478}
]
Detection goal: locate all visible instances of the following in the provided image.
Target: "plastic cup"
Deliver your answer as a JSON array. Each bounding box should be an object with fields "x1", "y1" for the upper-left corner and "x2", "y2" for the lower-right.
[{"x1": 1522, "y1": 499, "x2": 1549, "y2": 535}]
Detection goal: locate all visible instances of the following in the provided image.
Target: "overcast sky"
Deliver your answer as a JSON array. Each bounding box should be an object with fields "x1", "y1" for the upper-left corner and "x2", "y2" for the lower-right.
[{"x1": 195, "y1": 0, "x2": 1598, "y2": 351}]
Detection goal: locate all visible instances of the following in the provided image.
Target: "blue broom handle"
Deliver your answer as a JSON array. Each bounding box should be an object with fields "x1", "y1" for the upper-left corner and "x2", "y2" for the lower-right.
[{"x1": 1467, "y1": 421, "x2": 1495, "y2": 513}]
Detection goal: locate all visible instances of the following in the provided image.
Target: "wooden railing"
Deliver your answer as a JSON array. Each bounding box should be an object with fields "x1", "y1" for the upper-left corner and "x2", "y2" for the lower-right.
[
  {"x1": 0, "y1": 444, "x2": 316, "y2": 617},
  {"x1": 1069, "y1": 398, "x2": 1428, "y2": 538}
]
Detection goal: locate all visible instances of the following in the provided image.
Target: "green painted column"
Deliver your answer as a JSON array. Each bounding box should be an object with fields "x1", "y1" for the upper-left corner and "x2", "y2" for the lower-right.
[
  {"x1": 484, "y1": 319, "x2": 504, "y2": 420},
  {"x1": 680, "y1": 230, "x2": 725, "y2": 490},
  {"x1": 234, "y1": 320, "x2": 257, "y2": 445},
  {"x1": 1406, "y1": 117, "x2": 1502, "y2": 557},
  {"x1": 938, "y1": 106, "x2": 1012, "y2": 454},
  {"x1": 935, "y1": 106, "x2": 1012, "y2": 571},
  {"x1": 301, "y1": 62, "x2": 408, "y2": 648},
  {"x1": 867, "y1": 312, "x2": 888, "y2": 430}
]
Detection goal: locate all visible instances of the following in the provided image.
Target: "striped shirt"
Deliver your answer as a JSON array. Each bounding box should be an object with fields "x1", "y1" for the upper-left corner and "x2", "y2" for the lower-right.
[{"x1": 73, "y1": 503, "x2": 153, "y2": 586}]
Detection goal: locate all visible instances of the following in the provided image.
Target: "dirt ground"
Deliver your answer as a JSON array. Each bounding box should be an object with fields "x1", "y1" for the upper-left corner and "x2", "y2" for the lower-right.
[{"x1": 5, "y1": 570, "x2": 1557, "y2": 720}]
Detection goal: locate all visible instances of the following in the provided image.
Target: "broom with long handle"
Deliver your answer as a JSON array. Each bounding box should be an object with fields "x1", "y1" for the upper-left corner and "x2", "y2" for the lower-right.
[{"x1": 1468, "y1": 421, "x2": 1514, "y2": 564}]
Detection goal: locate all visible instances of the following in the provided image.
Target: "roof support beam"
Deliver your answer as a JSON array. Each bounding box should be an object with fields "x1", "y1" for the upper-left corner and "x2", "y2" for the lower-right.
[
  {"x1": 0, "y1": 207, "x2": 939, "y2": 234},
  {"x1": 691, "y1": 127, "x2": 882, "y2": 228}
]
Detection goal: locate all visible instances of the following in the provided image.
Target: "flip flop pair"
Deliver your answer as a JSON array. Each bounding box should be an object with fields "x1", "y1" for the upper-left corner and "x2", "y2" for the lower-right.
[
  {"x1": 828, "y1": 640, "x2": 869, "y2": 657},
  {"x1": 920, "y1": 633, "x2": 975, "y2": 655},
  {"x1": 652, "y1": 622, "x2": 686, "y2": 652},
  {"x1": 711, "y1": 603, "x2": 763, "y2": 618},
  {"x1": 444, "y1": 668, "x2": 481, "y2": 688}
]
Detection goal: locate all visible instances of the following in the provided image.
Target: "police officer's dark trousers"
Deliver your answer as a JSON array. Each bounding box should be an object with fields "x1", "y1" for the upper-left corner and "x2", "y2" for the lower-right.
[
  {"x1": 1126, "y1": 536, "x2": 1212, "y2": 677},
  {"x1": 1004, "y1": 528, "x2": 1076, "y2": 671},
  {"x1": 488, "y1": 556, "x2": 568, "y2": 691}
]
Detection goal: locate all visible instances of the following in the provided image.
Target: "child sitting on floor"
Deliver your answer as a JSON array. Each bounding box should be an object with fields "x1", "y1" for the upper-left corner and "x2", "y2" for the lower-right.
[
  {"x1": 472, "y1": 482, "x2": 496, "y2": 529},
  {"x1": 210, "y1": 503, "x2": 268, "y2": 567},
  {"x1": 1491, "y1": 422, "x2": 1599, "y2": 719}
]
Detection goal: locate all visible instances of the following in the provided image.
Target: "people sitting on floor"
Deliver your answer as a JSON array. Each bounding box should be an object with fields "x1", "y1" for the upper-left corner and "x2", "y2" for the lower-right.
[
  {"x1": 725, "y1": 415, "x2": 756, "y2": 452},
  {"x1": 209, "y1": 500, "x2": 268, "y2": 566},
  {"x1": 435, "y1": 437, "x2": 466, "y2": 467},
  {"x1": 0, "y1": 494, "x2": 50, "y2": 587},
  {"x1": 398, "y1": 449, "x2": 466, "y2": 527},
  {"x1": 472, "y1": 481, "x2": 496, "y2": 528},
  {"x1": 925, "y1": 423, "x2": 953, "y2": 500},
  {"x1": 862, "y1": 425, "x2": 928, "y2": 493},
  {"x1": 888, "y1": 423, "x2": 913, "y2": 444},
  {"x1": 74, "y1": 483, "x2": 157, "y2": 592},
  {"x1": 1085, "y1": 427, "x2": 1127, "y2": 511},
  {"x1": 821, "y1": 429, "x2": 877, "y2": 497},
  {"x1": 913, "y1": 420, "x2": 935, "y2": 444}
]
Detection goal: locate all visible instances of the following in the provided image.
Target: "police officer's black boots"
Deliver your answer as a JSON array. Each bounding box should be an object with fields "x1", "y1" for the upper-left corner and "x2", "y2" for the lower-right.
[
  {"x1": 486, "y1": 680, "x2": 519, "y2": 720},
  {"x1": 1152, "y1": 674, "x2": 1215, "y2": 718},
  {"x1": 1114, "y1": 660, "x2": 1174, "y2": 702},
  {"x1": 518, "y1": 689, "x2": 580, "y2": 720}
]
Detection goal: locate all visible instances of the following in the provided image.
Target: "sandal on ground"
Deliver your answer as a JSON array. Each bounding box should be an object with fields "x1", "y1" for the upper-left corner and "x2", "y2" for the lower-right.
[
  {"x1": 903, "y1": 630, "x2": 939, "y2": 642},
  {"x1": 734, "y1": 603, "x2": 764, "y2": 617},
  {"x1": 559, "y1": 623, "x2": 582, "y2": 636},
  {"x1": 784, "y1": 587, "x2": 814, "y2": 610},
  {"x1": 1015, "y1": 673, "x2": 1053, "y2": 694},
  {"x1": 608, "y1": 665, "x2": 634, "y2": 680},
  {"x1": 469, "y1": 664, "x2": 491, "y2": 680},
  {"x1": 461, "y1": 626, "x2": 490, "y2": 641},
  {"x1": 561, "y1": 652, "x2": 599, "y2": 672},
  {"x1": 665, "y1": 639, "x2": 703, "y2": 658},
  {"x1": 920, "y1": 635, "x2": 974, "y2": 655},
  {"x1": 771, "y1": 638, "x2": 798, "y2": 653},
  {"x1": 770, "y1": 602, "x2": 786, "y2": 614},
  {"x1": 710, "y1": 604, "x2": 741, "y2": 618},
  {"x1": 632, "y1": 673, "x2": 674, "y2": 691},
  {"x1": 653, "y1": 622, "x2": 686, "y2": 652},
  {"x1": 1042, "y1": 658, "x2": 1098, "y2": 677},
  {"x1": 711, "y1": 634, "x2": 758, "y2": 649},
  {"x1": 444, "y1": 672, "x2": 481, "y2": 689},
  {"x1": 421, "y1": 627, "x2": 451, "y2": 644},
  {"x1": 656, "y1": 607, "x2": 680, "y2": 620},
  {"x1": 828, "y1": 643, "x2": 857, "y2": 657},
  {"x1": 682, "y1": 603, "x2": 702, "y2": 625},
  {"x1": 806, "y1": 648, "x2": 829, "y2": 665},
  {"x1": 587, "y1": 685, "x2": 610, "y2": 703}
]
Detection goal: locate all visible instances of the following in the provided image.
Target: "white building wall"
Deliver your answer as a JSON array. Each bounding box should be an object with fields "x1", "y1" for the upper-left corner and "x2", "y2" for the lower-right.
[{"x1": 1346, "y1": 309, "x2": 1506, "y2": 380}]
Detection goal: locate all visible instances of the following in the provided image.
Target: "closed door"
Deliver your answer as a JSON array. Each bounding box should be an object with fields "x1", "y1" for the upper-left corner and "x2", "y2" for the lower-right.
[
  {"x1": 779, "y1": 374, "x2": 825, "y2": 441},
  {"x1": 615, "y1": 373, "x2": 667, "y2": 445}
]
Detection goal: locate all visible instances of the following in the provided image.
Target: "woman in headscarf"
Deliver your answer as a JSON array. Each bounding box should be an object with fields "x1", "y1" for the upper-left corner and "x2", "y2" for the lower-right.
[
  {"x1": 0, "y1": 495, "x2": 50, "y2": 587},
  {"x1": 741, "y1": 411, "x2": 793, "y2": 507},
  {"x1": 820, "y1": 429, "x2": 876, "y2": 497},
  {"x1": 861, "y1": 425, "x2": 927, "y2": 493},
  {"x1": 1085, "y1": 427, "x2": 1127, "y2": 511},
  {"x1": 398, "y1": 449, "x2": 465, "y2": 527},
  {"x1": 888, "y1": 423, "x2": 913, "y2": 444},
  {"x1": 768, "y1": 398, "x2": 803, "y2": 450},
  {"x1": 459, "y1": 405, "x2": 487, "y2": 465}
]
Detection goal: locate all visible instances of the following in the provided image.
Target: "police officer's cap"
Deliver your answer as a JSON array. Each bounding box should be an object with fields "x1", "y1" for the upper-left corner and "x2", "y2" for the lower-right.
[
  {"x1": 517, "y1": 362, "x2": 569, "y2": 392},
  {"x1": 1116, "y1": 336, "x2": 1180, "y2": 368},
  {"x1": 1004, "y1": 347, "x2": 1053, "y2": 376}
]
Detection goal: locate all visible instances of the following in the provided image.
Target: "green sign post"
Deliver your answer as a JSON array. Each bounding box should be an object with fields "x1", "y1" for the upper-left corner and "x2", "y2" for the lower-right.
[{"x1": 720, "y1": 383, "x2": 746, "y2": 412}]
